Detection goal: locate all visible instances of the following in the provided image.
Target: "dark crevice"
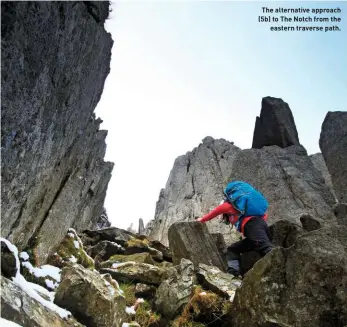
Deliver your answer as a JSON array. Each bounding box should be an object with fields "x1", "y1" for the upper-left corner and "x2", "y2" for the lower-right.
[
  {"x1": 27, "y1": 171, "x2": 72, "y2": 248},
  {"x1": 83, "y1": 1, "x2": 101, "y2": 23}
]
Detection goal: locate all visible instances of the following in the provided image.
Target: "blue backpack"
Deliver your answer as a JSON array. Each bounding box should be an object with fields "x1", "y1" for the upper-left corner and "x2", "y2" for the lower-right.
[{"x1": 223, "y1": 181, "x2": 268, "y2": 231}]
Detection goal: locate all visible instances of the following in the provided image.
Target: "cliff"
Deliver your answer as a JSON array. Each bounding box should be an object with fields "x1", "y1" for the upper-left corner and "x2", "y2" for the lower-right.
[{"x1": 1, "y1": 1, "x2": 114, "y2": 264}]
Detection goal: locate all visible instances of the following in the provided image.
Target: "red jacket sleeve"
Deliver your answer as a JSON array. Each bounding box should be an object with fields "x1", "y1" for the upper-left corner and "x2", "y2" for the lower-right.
[{"x1": 199, "y1": 202, "x2": 238, "y2": 223}]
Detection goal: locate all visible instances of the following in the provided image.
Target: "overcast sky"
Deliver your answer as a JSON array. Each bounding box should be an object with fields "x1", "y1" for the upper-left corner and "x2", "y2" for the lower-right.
[{"x1": 95, "y1": 1, "x2": 346, "y2": 230}]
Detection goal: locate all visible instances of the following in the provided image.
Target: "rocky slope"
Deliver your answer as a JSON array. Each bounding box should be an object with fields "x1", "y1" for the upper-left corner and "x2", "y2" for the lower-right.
[
  {"x1": 1, "y1": 1, "x2": 113, "y2": 264},
  {"x1": 2, "y1": 216, "x2": 347, "y2": 327},
  {"x1": 149, "y1": 97, "x2": 337, "y2": 245}
]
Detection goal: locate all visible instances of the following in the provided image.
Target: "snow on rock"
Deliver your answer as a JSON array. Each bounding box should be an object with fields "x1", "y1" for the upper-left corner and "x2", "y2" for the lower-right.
[
  {"x1": 125, "y1": 306, "x2": 136, "y2": 315},
  {"x1": 21, "y1": 261, "x2": 61, "y2": 282},
  {"x1": 19, "y1": 252, "x2": 29, "y2": 261},
  {"x1": 73, "y1": 240, "x2": 80, "y2": 249},
  {"x1": 0, "y1": 237, "x2": 70, "y2": 319}
]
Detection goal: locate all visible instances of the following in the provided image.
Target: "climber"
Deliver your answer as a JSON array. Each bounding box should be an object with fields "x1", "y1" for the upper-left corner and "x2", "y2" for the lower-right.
[{"x1": 196, "y1": 181, "x2": 273, "y2": 278}]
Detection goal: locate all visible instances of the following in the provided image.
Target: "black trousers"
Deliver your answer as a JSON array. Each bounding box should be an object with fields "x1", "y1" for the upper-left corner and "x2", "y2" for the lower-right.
[{"x1": 226, "y1": 216, "x2": 273, "y2": 276}]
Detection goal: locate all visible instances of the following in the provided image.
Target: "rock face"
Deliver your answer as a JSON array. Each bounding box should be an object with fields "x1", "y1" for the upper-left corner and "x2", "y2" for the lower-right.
[
  {"x1": 229, "y1": 145, "x2": 336, "y2": 227},
  {"x1": 1, "y1": 276, "x2": 83, "y2": 327},
  {"x1": 55, "y1": 264, "x2": 126, "y2": 327},
  {"x1": 1, "y1": 1, "x2": 114, "y2": 264},
  {"x1": 155, "y1": 259, "x2": 196, "y2": 319},
  {"x1": 320, "y1": 111, "x2": 347, "y2": 203},
  {"x1": 310, "y1": 153, "x2": 337, "y2": 202},
  {"x1": 138, "y1": 218, "x2": 145, "y2": 235},
  {"x1": 230, "y1": 226, "x2": 347, "y2": 327},
  {"x1": 150, "y1": 137, "x2": 242, "y2": 245},
  {"x1": 252, "y1": 97, "x2": 300, "y2": 149},
  {"x1": 168, "y1": 221, "x2": 227, "y2": 271},
  {"x1": 149, "y1": 99, "x2": 338, "y2": 245},
  {"x1": 96, "y1": 208, "x2": 111, "y2": 230}
]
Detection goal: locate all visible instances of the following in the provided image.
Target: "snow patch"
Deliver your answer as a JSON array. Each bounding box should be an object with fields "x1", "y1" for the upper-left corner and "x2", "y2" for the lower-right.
[
  {"x1": 69, "y1": 255, "x2": 77, "y2": 263},
  {"x1": 0, "y1": 238, "x2": 70, "y2": 319},
  {"x1": 122, "y1": 323, "x2": 130, "y2": 327},
  {"x1": 73, "y1": 240, "x2": 80, "y2": 249},
  {"x1": 19, "y1": 252, "x2": 29, "y2": 261},
  {"x1": 125, "y1": 306, "x2": 136, "y2": 315},
  {"x1": 22, "y1": 261, "x2": 61, "y2": 282}
]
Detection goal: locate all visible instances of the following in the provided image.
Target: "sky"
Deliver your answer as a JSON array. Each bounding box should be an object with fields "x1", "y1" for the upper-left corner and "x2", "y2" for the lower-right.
[{"x1": 95, "y1": 1, "x2": 347, "y2": 230}]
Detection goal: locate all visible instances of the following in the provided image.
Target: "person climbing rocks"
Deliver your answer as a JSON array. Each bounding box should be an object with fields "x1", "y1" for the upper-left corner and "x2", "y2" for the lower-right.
[{"x1": 196, "y1": 181, "x2": 273, "y2": 278}]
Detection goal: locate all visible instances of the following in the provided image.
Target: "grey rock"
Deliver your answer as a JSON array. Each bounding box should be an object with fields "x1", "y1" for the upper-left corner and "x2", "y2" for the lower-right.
[
  {"x1": 168, "y1": 221, "x2": 227, "y2": 271},
  {"x1": 138, "y1": 218, "x2": 145, "y2": 235},
  {"x1": 81, "y1": 227, "x2": 133, "y2": 247},
  {"x1": 1, "y1": 276, "x2": 84, "y2": 327},
  {"x1": 124, "y1": 243, "x2": 164, "y2": 262},
  {"x1": 144, "y1": 219, "x2": 155, "y2": 236},
  {"x1": 135, "y1": 283, "x2": 157, "y2": 298},
  {"x1": 1, "y1": 1, "x2": 114, "y2": 264},
  {"x1": 100, "y1": 262, "x2": 168, "y2": 286},
  {"x1": 88, "y1": 240, "x2": 125, "y2": 261},
  {"x1": 55, "y1": 264, "x2": 126, "y2": 327},
  {"x1": 310, "y1": 153, "x2": 337, "y2": 202},
  {"x1": 334, "y1": 203, "x2": 347, "y2": 227},
  {"x1": 320, "y1": 111, "x2": 347, "y2": 203},
  {"x1": 229, "y1": 145, "x2": 336, "y2": 228},
  {"x1": 146, "y1": 240, "x2": 172, "y2": 262},
  {"x1": 96, "y1": 208, "x2": 111, "y2": 230},
  {"x1": 270, "y1": 219, "x2": 304, "y2": 248},
  {"x1": 230, "y1": 225, "x2": 347, "y2": 327},
  {"x1": 155, "y1": 259, "x2": 196, "y2": 319},
  {"x1": 252, "y1": 96, "x2": 300, "y2": 149},
  {"x1": 149, "y1": 135, "x2": 336, "y2": 247},
  {"x1": 1, "y1": 241, "x2": 18, "y2": 279},
  {"x1": 149, "y1": 137, "x2": 242, "y2": 245},
  {"x1": 196, "y1": 263, "x2": 239, "y2": 299}
]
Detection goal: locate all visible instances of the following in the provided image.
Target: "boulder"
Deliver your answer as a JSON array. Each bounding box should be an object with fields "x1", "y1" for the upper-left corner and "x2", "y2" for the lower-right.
[
  {"x1": 80, "y1": 227, "x2": 133, "y2": 247},
  {"x1": 100, "y1": 253, "x2": 155, "y2": 268},
  {"x1": 1, "y1": 240, "x2": 18, "y2": 279},
  {"x1": 148, "y1": 240, "x2": 172, "y2": 262},
  {"x1": 168, "y1": 221, "x2": 227, "y2": 271},
  {"x1": 135, "y1": 283, "x2": 157, "y2": 298},
  {"x1": 196, "y1": 263, "x2": 240, "y2": 300},
  {"x1": 54, "y1": 264, "x2": 126, "y2": 327},
  {"x1": 230, "y1": 225, "x2": 347, "y2": 327},
  {"x1": 124, "y1": 238, "x2": 163, "y2": 262},
  {"x1": 100, "y1": 262, "x2": 168, "y2": 286},
  {"x1": 1, "y1": 276, "x2": 83, "y2": 327},
  {"x1": 252, "y1": 96, "x2": 300, "y2": 149},
  {"x1": 155, "y1": 259, "x2": 196, "y2": 319},
  {"x1": 47, "y1": 229, "x2": 94, "y2": 269},
  {"x1": 88, "y1": 240, "x2": 125, "y2": 261},
  {"x1": 1, "y1": 1, "x2": 114, "y2": 264},
  {"x1": 320, "y1": 111, "x2": 347, "y2": 203},
  {"x1": 270, "y1": 219, "x2": 304, "y2": 247}
]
